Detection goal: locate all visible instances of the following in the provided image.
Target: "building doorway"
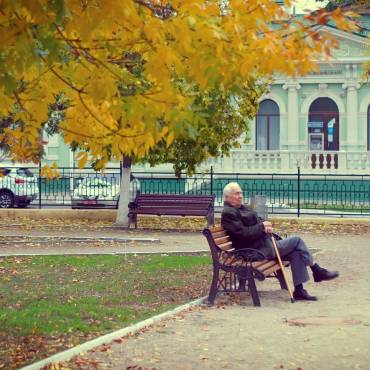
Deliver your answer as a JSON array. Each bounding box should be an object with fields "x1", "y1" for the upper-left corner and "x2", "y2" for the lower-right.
[
  {"x1": 308, "y1": 98, "x2": 339, "y2": 169},
  {"x1": 308, "y1": 98, "x2": 339, "y2": 151}
]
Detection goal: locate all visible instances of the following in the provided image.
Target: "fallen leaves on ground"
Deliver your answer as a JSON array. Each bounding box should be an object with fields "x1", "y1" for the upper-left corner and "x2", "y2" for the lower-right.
[
  {"x1": 1, "y1": 216, "x2": 370, "y2": 235},
  {"x1": 0, "y1": 332, "x2": 95, "y2": 370},
  {"x1": 0, "y1": 255, "x2": 210, "y2": 369}
]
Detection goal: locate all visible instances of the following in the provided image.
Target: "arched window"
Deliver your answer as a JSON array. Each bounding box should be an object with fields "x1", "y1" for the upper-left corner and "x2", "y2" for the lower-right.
[
  {"x1": 256, "y1": 99, "x2": 280, "y2": 150},
  {"x1": 308, "y1": 98, "x2": 339, "y2": 151},
  {"x1": 368, "y1": 105, "x2": 370, "y2": 151}
]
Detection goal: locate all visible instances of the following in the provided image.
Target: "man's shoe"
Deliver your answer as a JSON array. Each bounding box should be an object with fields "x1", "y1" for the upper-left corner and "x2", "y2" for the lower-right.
[
  {"x1": 293, "y1": 288, "x2": 318, "y2": 301},
  {"x1": 313, "y1": 268, "x2": 339, "y2": 282}
]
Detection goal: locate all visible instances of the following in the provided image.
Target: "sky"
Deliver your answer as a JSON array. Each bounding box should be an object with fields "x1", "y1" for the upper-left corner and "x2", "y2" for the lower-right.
[{"x1": 294, "y1": 0, "x2": 329, "y2": 13}]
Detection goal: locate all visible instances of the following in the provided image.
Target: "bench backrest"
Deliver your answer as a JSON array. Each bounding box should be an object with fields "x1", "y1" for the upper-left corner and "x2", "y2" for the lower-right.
[
  {"x1": 204, "y1": 226, "x2": 233, "y2": 251},
  {"x1": 203, "y1": 226, "x2": 234, "y2": 265},
  {"x1": 132, "y1": 194, "x2": 215, "y2": 212}
]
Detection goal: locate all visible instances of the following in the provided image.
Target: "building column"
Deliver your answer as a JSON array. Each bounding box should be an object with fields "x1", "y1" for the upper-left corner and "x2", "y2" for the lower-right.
[
  {"x1": 283, "y1": 81, "x2": 301, "y2": 150},
  {"x1": 342, "y1": 81, "x2": 360, "y2": 149}
]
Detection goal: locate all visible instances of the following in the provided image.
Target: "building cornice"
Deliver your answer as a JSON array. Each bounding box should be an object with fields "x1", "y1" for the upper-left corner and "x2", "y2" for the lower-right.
[
  {"x1": 274, "y1": 77, "x2": 359, "y2": 85},
  {"x1": 312, "y1": 25, "x2": 370, "y2": 46}
]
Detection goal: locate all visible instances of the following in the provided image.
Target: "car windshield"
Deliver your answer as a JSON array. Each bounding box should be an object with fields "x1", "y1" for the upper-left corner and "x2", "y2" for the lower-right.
[
  {"x1": 81, "y1": 178, "x2": 110, "y2": 187},
  {"x1": 17, "y1": 168, "x2": 35, "y2": 177}
]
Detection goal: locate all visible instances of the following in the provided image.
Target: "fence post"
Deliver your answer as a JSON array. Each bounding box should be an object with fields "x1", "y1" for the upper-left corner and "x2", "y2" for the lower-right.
[
  {"x1": 38, "y1": 162, "x2": 42, "y2": 209},
  {"x1": 297, "y1": 165, "x2": 301, "y2": 218},
  {"x1": 210, "y1": 166, "x2": 213, "y2": 196}
]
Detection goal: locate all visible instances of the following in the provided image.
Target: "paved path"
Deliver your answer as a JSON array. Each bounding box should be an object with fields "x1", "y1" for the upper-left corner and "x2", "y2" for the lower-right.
[
  {"x1": 0, "y1": 228, "x2": 209, "y2": 255},
  {"x1": 58, "y1": 232, "x2": 370, "y2": 370},
  {"x1": 1, "y1": 227, "x2": 367, "y2": 256}
]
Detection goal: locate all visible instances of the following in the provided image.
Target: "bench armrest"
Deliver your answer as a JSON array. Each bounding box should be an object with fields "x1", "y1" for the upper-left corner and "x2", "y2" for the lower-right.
[{"x1": 230, "y1": 248, "x2": 266, "y2": 262}]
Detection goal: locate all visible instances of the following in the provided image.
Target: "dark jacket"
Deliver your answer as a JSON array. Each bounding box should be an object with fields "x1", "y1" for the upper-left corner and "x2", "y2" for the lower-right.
[{"x1": 221, "y1": 201, "x2": 275, "y2": 259}]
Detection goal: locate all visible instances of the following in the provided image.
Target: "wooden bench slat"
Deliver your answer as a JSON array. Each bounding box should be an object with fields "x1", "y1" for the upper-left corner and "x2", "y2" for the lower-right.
[
  {"x1": 252, "y1": 259, "x2": 289, "y2": 271},
  {"x1": 136, "y1": 196, "x2": 214, "y2": 203},
  {"x1": 137, "y1": 201, "x2": 213, "y2": 206},
  {"x1": 251, "y1": 260, "x2": 271, "y2": 269},
  {"x1": 218, "y1": 241, "x2": 233, "y2": 251},
  {"x1": 134, "y1": 209, "x2": 209, "y2": 216},
  {"x1": 214, "y1": 236, "x2": 230, "y2": 245},
  {"x1": 136, "y1": 206, "x2": 211, "y2": 211},
  {"x1": 211, "y1": 231, "x2": 228, "y2": 239},
  {"x1": 136, "y1": 195, "x2": 213, "y2": 197},
  {"x1": 136, "y1": 205, "x2": 211, "y2": 210},
  {"x1": 135, "y1": 194, "x2": 214, "y2": 197},
  {"x1": 263, "y1": 261, "x2": 290, "y2": 276},
  {"x1": 254, "y1": 259, "x2": 281, "y2": 272},
  {"x1": 263, "y1": 264, "x2": 285, "y2": 276}
]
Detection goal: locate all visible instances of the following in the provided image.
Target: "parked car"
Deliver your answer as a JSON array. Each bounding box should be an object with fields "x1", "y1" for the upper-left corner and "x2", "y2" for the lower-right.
[
  {"x1": 0, "y1": 167, "x2": 39, "y2": 208},
  {"x1": 71, "y1": 176, "x2": 140, "y2": 209}
]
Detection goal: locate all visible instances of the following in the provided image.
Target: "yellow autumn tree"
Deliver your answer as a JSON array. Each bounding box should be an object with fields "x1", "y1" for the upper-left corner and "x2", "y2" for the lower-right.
[{"x1": 0, "y1": 0, "x2": 358, "y2": 225}]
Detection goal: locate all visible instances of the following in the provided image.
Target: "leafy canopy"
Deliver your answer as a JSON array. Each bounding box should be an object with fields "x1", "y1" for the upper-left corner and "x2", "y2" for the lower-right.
[{"x1": 0, "y1": 0, "x2": 358, "y2": 171}]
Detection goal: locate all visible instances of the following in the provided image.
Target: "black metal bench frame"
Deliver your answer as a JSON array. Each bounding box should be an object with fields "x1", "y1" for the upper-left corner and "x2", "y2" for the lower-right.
[
  {"x1": 203, "y1": 226, "x2": 289, "y2": 307},
  {"x1": 128, "y1": 194, "x2": 215, "y2": 228}
]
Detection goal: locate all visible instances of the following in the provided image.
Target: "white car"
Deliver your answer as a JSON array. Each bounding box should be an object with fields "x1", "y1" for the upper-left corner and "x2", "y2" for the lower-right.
[
  {"x1": 71, "y1": 177, "x2": 140, "y2": 209},
  {"x1": 0, "y1": 167, "x2": 39, "y2": 208}
]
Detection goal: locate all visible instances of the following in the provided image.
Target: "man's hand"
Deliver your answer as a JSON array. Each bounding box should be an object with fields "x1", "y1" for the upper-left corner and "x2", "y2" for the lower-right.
[{"x1": 263, "y1": 221, "x2": 273, "y2": 234}]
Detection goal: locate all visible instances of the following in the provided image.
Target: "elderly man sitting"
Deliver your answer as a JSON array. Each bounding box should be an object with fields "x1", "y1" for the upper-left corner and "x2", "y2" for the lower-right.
[{"x1": 221, "y1": 182, "x2": 339, "y2": 301}]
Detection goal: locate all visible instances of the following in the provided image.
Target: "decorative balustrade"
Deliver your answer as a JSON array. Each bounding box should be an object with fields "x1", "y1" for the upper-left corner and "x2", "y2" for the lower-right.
[
  {"x1": 345, "y1": 152, "x2": 370, "y2": 171},
  {"x1": 207, "y1": 150, "x2": 370, "y2": 174}
]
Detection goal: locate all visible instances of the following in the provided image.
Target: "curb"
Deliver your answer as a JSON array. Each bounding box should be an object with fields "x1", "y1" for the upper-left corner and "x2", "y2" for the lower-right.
[
  {"x1": 270, "y1": 216, "x2": 370, "y2": 224},
  {"x1": 0, "y1": 250, "x2": 208, "y2": 257},
  {"x1": 20, "y1": 296, "x2": 207, "y2": 370},
  {"x1": 2, "y1": 208, "x2": 370, "y2": 224},
  {"x1": 1, "y1": 234, "x2": 160, "y2": 243}
]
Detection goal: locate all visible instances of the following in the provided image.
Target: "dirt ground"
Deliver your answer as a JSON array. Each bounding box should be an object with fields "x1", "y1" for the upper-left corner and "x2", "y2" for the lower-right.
[{"x1": 55, "y1": 233, "x2": 370, "y2": 370}]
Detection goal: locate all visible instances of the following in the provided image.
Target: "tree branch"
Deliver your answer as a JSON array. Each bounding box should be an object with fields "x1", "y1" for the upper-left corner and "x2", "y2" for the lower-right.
[
  {"x1": 77, "y1": 92, "x2": 144, "y2": 139},
  {"x1": 134, "y1": 0, "x2": 175, "y2": 20}
]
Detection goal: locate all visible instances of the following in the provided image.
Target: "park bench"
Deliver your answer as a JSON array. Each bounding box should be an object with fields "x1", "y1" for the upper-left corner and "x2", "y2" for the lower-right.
[
  {"x1": 203, "y1": 226, "x2": 289, "y2": 307},
  {"x1": 128, "y1": 194, "x2": 215, "y2": 228}
]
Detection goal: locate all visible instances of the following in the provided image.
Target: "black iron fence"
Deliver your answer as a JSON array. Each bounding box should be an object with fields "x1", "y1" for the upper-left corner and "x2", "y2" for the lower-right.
[{"x1": 1, "y1": 165, "x2": 370, "y2": 217}]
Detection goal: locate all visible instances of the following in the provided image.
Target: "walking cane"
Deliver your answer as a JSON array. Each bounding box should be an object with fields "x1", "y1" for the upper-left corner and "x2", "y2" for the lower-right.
[{"x1": 271, "y1": 235, "x2": 295, "y2": 303}]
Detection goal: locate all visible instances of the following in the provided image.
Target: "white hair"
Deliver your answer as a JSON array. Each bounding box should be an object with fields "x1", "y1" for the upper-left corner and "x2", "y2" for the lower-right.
[{"x1": 223, "y1": 182, "x2": 241, "y2": 200}]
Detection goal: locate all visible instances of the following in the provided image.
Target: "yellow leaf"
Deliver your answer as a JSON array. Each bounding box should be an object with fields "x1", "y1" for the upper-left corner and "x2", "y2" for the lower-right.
[
  {"x1": 76, "y1": 152, "x2": 88, "y2": 169},
  {"x1": 166, "y1": 131, "x2": 175, "y2": 147}
]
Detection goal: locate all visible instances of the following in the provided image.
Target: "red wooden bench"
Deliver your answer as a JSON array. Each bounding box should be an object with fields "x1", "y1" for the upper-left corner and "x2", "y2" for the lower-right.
[{"x1": 128, "y1": 194, "x2": 215, "y2": 228}]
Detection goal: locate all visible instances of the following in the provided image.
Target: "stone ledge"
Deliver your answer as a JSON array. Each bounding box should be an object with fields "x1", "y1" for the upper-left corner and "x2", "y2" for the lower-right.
[{"x1": 270, "y1": 216, "x2": 370, "y2": 225}]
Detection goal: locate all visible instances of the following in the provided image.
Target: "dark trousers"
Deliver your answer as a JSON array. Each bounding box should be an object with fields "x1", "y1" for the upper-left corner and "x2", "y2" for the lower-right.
[{"x1": 276, "y1": 236, "x2": 314, "y2": 287}]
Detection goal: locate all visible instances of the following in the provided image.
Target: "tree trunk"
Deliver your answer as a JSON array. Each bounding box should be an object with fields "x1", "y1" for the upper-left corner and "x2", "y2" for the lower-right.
[{"x1": 115, "y1": 155, "x2": 132, "y2": 227}]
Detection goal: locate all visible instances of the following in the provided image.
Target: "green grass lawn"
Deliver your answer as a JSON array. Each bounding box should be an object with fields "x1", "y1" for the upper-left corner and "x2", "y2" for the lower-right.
[{"x1": 0, "y1": 254, "x2": 211, "y2": 369}]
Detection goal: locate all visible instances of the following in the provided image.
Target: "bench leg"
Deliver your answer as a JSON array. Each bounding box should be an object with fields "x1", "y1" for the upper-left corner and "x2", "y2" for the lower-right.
[
  {"x1": 248, "y1": 277, "x2": 261, "y2": 307},
  {"x1": 208, "y1": 268, "x2": 219, "y2": 305},
  {"x1": 238, "y1": 278, "x2": 247, "y2": 292},
  {"x1": 276, "y1": 269, "x2": 288, "y2": 290},
  {"x1": 128, "y1": 212, "x2": 137, "y2": 229}
]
